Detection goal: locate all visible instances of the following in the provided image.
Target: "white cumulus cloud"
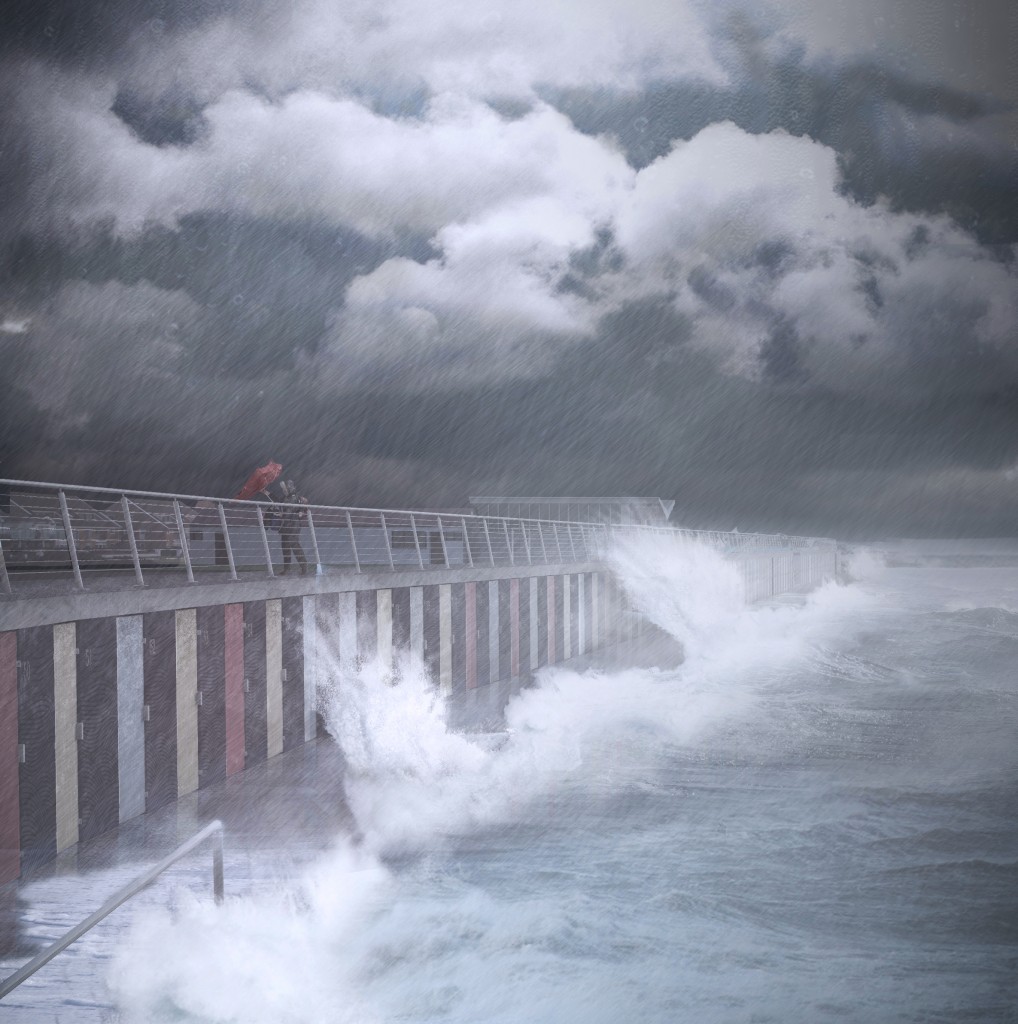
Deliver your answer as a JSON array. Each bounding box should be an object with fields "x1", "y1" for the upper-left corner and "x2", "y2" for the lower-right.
[
  {"x1": 612, "y1": 121, "x2": 1018, "y2": 395},
  {"x1": 117, "y1": 0, "x2": 727, "y2": 105}
]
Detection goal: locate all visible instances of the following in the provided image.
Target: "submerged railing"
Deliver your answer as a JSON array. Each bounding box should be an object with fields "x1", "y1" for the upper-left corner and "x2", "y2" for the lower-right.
[
  {"x1": 0, "y1": 820, "x2": 224, "y2": 999},
  {"x1": 0, "y1": 478, "x2": 835, "y2": 595}
]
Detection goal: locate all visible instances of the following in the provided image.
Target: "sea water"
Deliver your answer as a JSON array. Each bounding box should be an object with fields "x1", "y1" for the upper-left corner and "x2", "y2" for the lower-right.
[{"x1": 106, "y1": 535, "x2": 1018, "y2": 1023}]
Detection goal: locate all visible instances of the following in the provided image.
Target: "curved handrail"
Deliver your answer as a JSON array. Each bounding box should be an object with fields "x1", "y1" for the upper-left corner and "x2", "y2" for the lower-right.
[
  {"x1": 0, "y1": 477, "x2": 838, "y2": 598},
  {"x1": 0, "y1": 820, "x2": 224, "y2": 1000},
  {"x1": 0, "y1": 477, "x2": 833, "y2": 542}
]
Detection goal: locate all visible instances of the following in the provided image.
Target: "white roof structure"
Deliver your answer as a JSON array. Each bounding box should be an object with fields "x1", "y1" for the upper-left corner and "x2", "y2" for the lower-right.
[{"x1": 468, "y1": 497, "x2": 675, "y2": 526}]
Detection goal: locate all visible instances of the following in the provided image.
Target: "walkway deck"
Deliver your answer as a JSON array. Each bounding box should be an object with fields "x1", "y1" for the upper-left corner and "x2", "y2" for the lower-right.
[{"x1": 0, "y1": 736, "x2": 352, "y2": 1022}]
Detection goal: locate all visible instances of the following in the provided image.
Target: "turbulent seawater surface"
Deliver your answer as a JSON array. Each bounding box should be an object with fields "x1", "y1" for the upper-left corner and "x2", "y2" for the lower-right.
[{"x1": 18, "y1": 538, "x2": 1018, "y2": 1022}]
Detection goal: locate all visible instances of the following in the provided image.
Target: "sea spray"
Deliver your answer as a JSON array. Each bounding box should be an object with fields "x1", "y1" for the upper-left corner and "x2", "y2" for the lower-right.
[
  {"x1": 109, "y1": 534, "x2": 875, "y2": 1022},
  {"x1": 109, "y1": 842, "x2": 390, "y2": 1024},
  {"x1": 841, "y1": 544, "x2": 889, "y2": 583},
  {"x1": 608, "y1": 530, "x2": 746, "y2": 658}
]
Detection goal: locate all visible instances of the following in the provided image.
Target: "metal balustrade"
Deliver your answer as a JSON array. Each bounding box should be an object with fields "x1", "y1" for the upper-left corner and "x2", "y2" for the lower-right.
[
  {"x1": 0, "y1": 479, "x2": 837, "y2": 596},
  {"x1": 0, "y1": 820, "x2": 224, "y2": 999}
]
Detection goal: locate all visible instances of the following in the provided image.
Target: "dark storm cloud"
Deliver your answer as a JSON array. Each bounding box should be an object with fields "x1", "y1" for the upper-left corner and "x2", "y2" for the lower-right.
[
  {"x1": 320, "y1": 304, "x2": 1018, "y2": 535},
  {"x1": 0, "y1": 212, "x2": 434, "y2": 490},
  {"x1": 0, "y1": 0, "x2": 1015, "y2": 537},
  {"x1": 0, "y1": 0, "x2": 232, "y2": 63},
  {"x1": 110, "y1": 87, "x2": 208, "y2": 147}
]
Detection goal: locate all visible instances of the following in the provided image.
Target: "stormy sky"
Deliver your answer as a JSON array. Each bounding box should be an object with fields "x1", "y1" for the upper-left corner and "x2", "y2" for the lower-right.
[{"x1": 0, "y1": 0, "x2": 1015, "y2": 537}]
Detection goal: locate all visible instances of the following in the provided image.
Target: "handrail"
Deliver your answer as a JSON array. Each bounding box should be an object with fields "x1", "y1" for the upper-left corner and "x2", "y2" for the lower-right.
[
  {"x1": 0, "y1": 478, "x2": 834, "y2": 542},
  {"x1": 0, "y1": 477, "x2": 838, "y2": 597},
  {"x1": 0, "y1": 820, "x2": 225, "y2": 1000}
]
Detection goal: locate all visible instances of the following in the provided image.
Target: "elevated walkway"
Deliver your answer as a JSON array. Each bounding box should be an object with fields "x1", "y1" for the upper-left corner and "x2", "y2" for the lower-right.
[
  {"x1": 0, "y1": 479, "x2": 835, "y2": 628},
  {"x1": 0, "y1": 478, "x2": 838, "y2": 890}
]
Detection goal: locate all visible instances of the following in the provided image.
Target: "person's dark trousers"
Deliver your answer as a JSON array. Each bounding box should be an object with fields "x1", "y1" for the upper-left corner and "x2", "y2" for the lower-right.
[{"x1": 281, "y1": 526, "x2": 308, "y2": 574}]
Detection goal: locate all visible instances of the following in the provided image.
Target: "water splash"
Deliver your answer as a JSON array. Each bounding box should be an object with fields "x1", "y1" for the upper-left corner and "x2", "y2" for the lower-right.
[{"x1": 110, "y1": 534, "x2": 870, "y2": 1021}]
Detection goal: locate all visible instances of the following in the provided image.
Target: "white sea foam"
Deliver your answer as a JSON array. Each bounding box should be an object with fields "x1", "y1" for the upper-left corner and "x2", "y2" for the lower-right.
[
  {"x1": 840, "y1": 544, "x2": 888, "y2": 582},
  {"x1": 110, "y1": 841, "x2": 391, "y2": 1024},
  {"x1": 109, "y1": 534, "x2": 875, "y2": 1022}
]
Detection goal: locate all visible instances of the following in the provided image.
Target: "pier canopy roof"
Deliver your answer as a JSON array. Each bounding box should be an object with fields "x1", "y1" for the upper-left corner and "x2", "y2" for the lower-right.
[{"x1": 468, "y1": 497, "x2": 675, "y2": 526}]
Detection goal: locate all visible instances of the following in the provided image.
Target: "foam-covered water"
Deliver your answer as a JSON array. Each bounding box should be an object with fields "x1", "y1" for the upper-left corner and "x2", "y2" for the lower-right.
[{"x1": 109, "y1": 537, "x2": 1018, "y2": 1022}]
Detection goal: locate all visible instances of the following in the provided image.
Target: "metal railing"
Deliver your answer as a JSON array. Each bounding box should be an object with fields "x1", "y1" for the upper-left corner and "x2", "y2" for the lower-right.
[
  {"x1": 0, "y1": 478, "x2": 836, "y2": 595},
  {"x1": 0, "y1": 820, "x2": 224, "y2": 999}
]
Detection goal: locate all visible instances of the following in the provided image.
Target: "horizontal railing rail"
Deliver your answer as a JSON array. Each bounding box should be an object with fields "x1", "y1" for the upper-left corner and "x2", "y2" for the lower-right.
[
  {"x1": 0, "y1": 478, "x2": 837, "y2": 596},
  {"x1": 0, "y1": 820, "x2": 224, "y2": 1000}
]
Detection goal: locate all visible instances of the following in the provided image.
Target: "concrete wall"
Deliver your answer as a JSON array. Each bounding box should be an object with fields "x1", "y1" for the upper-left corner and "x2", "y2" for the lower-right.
[
  {"x1": 0, "y1": 544, "x2": 835, "y2": 883},
  {"x1": 0, "y1": 566, "x2": 645, "y2": 883}
]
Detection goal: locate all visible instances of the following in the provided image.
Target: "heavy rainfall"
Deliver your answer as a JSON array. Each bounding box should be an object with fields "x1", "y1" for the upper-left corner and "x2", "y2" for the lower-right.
[{"x1": 0, "y1": 0, "x2": 1016, "y2": 1021}]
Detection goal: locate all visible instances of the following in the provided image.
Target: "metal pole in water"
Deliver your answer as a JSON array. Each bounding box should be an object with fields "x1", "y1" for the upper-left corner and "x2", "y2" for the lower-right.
[{"x1": 0, "y1": 821, "x2": 226, "y2": 1000}]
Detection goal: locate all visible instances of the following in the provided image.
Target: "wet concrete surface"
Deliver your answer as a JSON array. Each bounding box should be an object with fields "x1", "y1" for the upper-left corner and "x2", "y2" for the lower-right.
[
  {"x1": 0, "y1": 633, "x2": 679, "y2": 1021},
  {"x1": 0, "y1": 737, "x2": 353, "y2": 1022}
]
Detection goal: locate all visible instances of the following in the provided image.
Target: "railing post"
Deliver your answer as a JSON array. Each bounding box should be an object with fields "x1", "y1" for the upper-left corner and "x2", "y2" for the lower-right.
[
  {"x1": 537, "y1": 522, "x2": 549, "y2": 563},
  {"x1": 305, "y1": 507, "x2": 322, "y2": 574},
  {"x1": 552, "y1": 523, "x2": 564, "y2": 562},
  {"x1": 0, "y1": 484, "x2": 834, "y2": 603},
  {"x1": 411, "y1": 513, "x2": 424, "y2": 570},
  {"x1": 0, "y1": 531, "x2": 11, "y2": 596},
  {"x1": 216, "y1": 502, "x2": 238, "y2": 581},
  {"x1": 345, "y1": 511, "x2": 361, "y2": 572},
  {"x1": 173, "y1": 500, "x2": 195, "y2": 583},
  {"x1": 121, "y1": 496, "x2": 145, "y2": 587},
  {"x1": 257, "y1": 506, "x2": 275, "y2": 577},
  {"x1": 437, "y1": 516, "x2": 450, "y2": 567},
  {"x1": 482, "y1": 518, "x2": 494, "y2": 565},
  {"x1": 380, "y1": 512, "x2": 395, "y2": 571},
  {"x1": 460, "y1": 516, "x2": 473, "y2": 567},
  {"x1": 58, "y1": 490, "x2": 84, "y2": 590}
]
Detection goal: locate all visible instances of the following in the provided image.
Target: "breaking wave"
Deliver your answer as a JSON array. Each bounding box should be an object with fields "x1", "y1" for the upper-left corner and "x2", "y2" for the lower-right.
[{"x1": 110, "y1": 534, "x2": 876, "y2": 1022}]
